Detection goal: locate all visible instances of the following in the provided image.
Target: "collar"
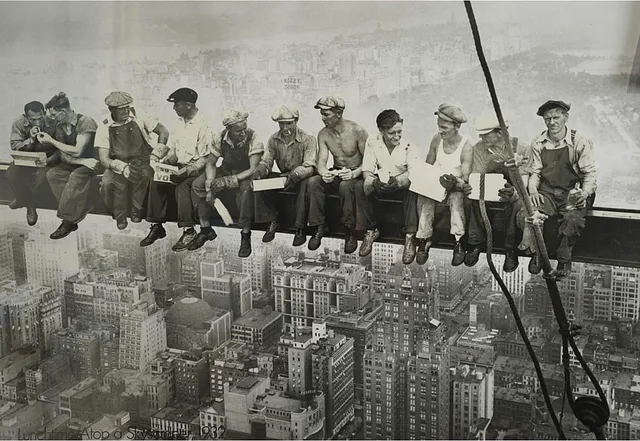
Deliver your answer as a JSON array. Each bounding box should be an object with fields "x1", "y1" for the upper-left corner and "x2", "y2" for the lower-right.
[
  {"x1": 179, "y1": 111, "x2": 202, "y2": 126},
  {"x1": 104, "y1": 108, "x2": 137, "y2": 127},
  {"x1": 274, "y1": 127, "x2": 301, "y2": 144},
  {"x1": 541, "y1": 127, "x2": 573, "y2": 146},
  {"x1": 66, "y1": 111, "x2": 79, "y2": 127}
]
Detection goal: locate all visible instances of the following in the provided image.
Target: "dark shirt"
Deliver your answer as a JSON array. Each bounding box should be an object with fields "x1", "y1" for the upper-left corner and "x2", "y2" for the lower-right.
[{"x1": 53, "y1": 112, "x2": 98, "y2": 159}]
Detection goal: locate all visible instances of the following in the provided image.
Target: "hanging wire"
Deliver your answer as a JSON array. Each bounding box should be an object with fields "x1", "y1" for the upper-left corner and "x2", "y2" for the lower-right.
[{"x1": 462, "y1": 1, "x2": 609, "y2": 439}]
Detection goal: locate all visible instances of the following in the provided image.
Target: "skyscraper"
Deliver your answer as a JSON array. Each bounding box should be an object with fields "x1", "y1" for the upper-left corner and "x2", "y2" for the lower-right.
[
  {"x1": 449, "y1": 364, "x2": 495, "y2": 439},
  {"x1": 0, "y1": 231, "x2": 15, "y2": 283},
  {"x1": 201, "y1": 260, "x2": 252, "y2": 320},
  {"x1": 25, "y1": 232, "x2": 79, "y2": 297},
  {"x1": 118, "y1": 303, "x2": 167, "y2": 371}
]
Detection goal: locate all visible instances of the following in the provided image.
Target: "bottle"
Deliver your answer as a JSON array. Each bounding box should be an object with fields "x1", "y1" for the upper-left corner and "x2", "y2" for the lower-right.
[{"x1": 566, "y1": 182, "x2": 582, "y2": 210}]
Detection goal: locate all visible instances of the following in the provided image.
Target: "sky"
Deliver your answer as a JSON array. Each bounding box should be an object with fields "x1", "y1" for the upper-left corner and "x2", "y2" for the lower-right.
[{"x1": 1, "y1": 1, "x2": 638, "y2": 58}]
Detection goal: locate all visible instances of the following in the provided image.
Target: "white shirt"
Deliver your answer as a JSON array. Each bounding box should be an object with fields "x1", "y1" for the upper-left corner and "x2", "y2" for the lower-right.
[
  {"x1": 362, "y1": 133, "x2": 420, "y2": 178},
  {"x1": 95, "y1": 107, "x2": 159, "y2": 150},
  {"x1": 434, "y1": 136, "x2": 467, "y2": 177},
  {"x1": 169, "y1": 112, "x2": 214, "y2": 166}
]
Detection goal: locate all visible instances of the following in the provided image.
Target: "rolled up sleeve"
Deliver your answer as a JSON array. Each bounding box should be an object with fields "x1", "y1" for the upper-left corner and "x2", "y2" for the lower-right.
[
  {"x1": 248, "y1": 133, "x2": 265, "y2": 157},
  {"x1": 94, "y1": 123, "x2": 110, "y2": 150},
  {"x1": 577, "y1": 138, "x2": 597, "y2": 195},
  {"x1": 302, "y1": 135, "x2": 318, "y2": 169},
  {"x1": 195, "y1": 125, "x2": 214, "y2": 161},
  {"x1": 208, "y1": 133, "x2": 223, "y2": 162},
  {"x1": 10, "y1": 118, "x2": 30, "y2": 151},
  {"x1": 260, "y1": 138, "x2": 278, "y2": 172},
  {"x1": 361, "y1": 138, "x2": 378, "y2": 175},
  {"x1": 528, "y1": 140, "x2": 543, "y2": 193}
]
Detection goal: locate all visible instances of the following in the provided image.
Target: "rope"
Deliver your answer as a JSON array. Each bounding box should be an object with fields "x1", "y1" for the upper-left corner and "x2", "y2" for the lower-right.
[
  {"x1": 478, "y1": 173, "x2": 565, "y2": 439},
  {"x1": 464, "y1": 1, "x2": 609, "y2": 438}
]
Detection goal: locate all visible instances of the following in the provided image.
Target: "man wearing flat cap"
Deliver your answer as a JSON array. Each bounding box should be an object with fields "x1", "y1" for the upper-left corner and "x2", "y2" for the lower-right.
[
  {"x1": 307, "y1": 95, "x2": 368, "y2": 253},
  {"x1": 414, "y1": 103, "x2": 474, "y2": 266},
  {"x1": 140, "y1": 87, "x2": 214, "y2": 252},
  {"x1": 252, "y1": 105, "x2": 317, "y2": 245},
  {"x1": 527, "y1": 100, "x2": 597, "y2": 278},
  {"x1": 191, "y1": 109, "x2": 264, "y2": 257},
  {"x1": 463, "y1": 111, "x2": 533, "y2": 273},
  {"x1": 96, "y1": 91, "x2": 170, "y2": 230}
]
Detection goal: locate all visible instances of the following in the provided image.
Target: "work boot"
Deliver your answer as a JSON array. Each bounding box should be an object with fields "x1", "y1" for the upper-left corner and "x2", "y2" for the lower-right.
[
  {"x1": 172, "y1": 228, "x2": 197, "y2": 252},
  {"x1": 452, "y1": 241, "x2": 465, "y2": 267},
  {"x1": 359, "y1": 229, "x2": 380, "y2": 257},
  {"x1": 402, "y1": 233, "x2": 417, "y2": 265},
  {"x1": 464, "y1": 245, "x2": 482, "y2": 267},
  {"x1": 503, "y1": 250, "x2": 519, "y2": 273},
  {"x1": 187, "y1": 228, "x2": 218, "y2": 251},
  {"x1": 9, "y1": 199, "x2": 21, "y2": 210},
  {"x1": 116, "y1": 217, "x2": 128, "y2": 231},
  {"x1": 308, "y1": 225, "x2": 325, "y2": 251},
  {"x1": 238, "y1": 232, "x2": 252, "y2": 258},
  {"x1": 130, "y1": 209, "x2": 143, "y2": 223},
  {"x1": 416, "y1": 239, "x2": 430, "y2": 266},
  {"x1": 140, "y1": 224, "x2": 166, "y2": 247},
  {"x1": 262, "y1": 221, "x2": 278, "y2": 243},
  {"x1": 292, "y1": 229, "x2": 306, "y2": 247},
  {"x1": 528, "y1": 254, "x2": 542, "y2": 275},
  {"x1": 344, "y1": 228, "x2": 358, "y2": 255},
  {"x1": 554, "y1": 261, "x2": 572, "y2": 279},
  {"x1": 26, "y1": 207, "x2": 38, "y2": 226},
  {"x1": 50, "y1": 221, "x2": 78, "y2": 240}
]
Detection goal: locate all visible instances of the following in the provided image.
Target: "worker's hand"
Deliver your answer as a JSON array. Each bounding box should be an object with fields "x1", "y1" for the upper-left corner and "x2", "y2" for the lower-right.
[
  {"x1": 206, "y1": 191, "x2": 214, "y2": 204},
  {"x1": 498, "y1": 184, "x2": 518, "y2": 203},
  {"x1": 252, "y1": 164, "x2": 269, "y2": 181},
  {"x1": 123, "y1": 165, "x2": 131, "y2": 179},
  {"x1": 382, "y1": 176, "x2": 399, "y2": 191},
  {"x1": 337, "y1": 168, "x2": 355, "y2": 181},
  {"x1": 363, "y1": 175, "x2": 377, "y2": 196},
  {"x1": 284, "y1": 172, "x2": 301, "y2": 191},
  {"x1": 321, "y1": 171, "x2": 335, "y2": 184},
  {"x1": 439, "y1": 174, "x2": 458, "y2": 190},
  {"x1": 164, "y1": 152, "x2": 178, "y2": 165},
  {"x1": 36, "y1": 132, "x2": 54, "y2": 145},
  {"x1": 574, "y1": 190, "x2": 589, "y2": 209},
  {"x1": 29, "y1": 126, "x2": 40, "y2": 140},
  {"x1": 530, "y1": 192, "x2": 545, "y2": 208},
  {"x1": 504, "y1": 154, "x2": 528, "y2": 169}
]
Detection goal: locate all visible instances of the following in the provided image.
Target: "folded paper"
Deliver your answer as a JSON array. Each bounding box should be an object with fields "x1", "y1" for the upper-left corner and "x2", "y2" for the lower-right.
[
  {"x1": 468, "y1": 173, "x2": 506, "y2": 202},
  {"x1": 409, "y1": 162, "x2": 448, "y2": 202}
]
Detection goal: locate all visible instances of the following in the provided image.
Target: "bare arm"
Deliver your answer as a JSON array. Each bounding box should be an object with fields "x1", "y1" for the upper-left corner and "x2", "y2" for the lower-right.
[
  {"x1": 153, "y1": 122, "x2": 170, "y2": 145},
  {"x1": 352, "y1": 126, "x2": 368, "y2": 178},
  {"x1": 98, "y1": 148, "x2": 113, "y2": 170},
  {"x1": 46, "y1": 132, "x2": 93, "y2": 158},
  {"x1": 236, "y1": 154, "x2": 262, "y2": 182},
  {"x1": 10, "y1": 119, "x2": 35, "y2": 151},
  {"x1": 460, "y1": 141, "x2": 473, "y2": 181},
  {"x1": 316, "y1": 130, "x2": 330, "y2": 176},
  {"x1": 425, "y1": 135, "x2": 440, "y2": 165}
]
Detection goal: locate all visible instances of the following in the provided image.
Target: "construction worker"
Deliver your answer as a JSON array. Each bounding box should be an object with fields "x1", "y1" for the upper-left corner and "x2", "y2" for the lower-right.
[
  {"x1": 528, "y1": 100, "x2": 596, "y2": 278},
  {"x1": 7, "y1": 100, "x2": 58, "y2": 226},
  {"x1": 415, "y1": 104, "x2": 473, "y2": 266},
  {"x1": 356, "y1": 109, "x2": 420, "y2": 263},
  {"x1": 191, "y1": 110, "x2": 263, "y2": 257},
  {"x1": 140, "y1": 88, "x2": 214, "y2": 251},
  {"x1": 307, "y1": 96, "x2": 368, "y2": 253},
  {"x1": 37, "y1": 92, "x2": 100, "y2": 239},
  {"x1": 96, "y1": 91, "x2": 170, "y2": 230},
  {"x1": 464, "y1": 112, "x2": 533, "y2": 273},
  {"x1": 252, "y1": 105, "x2": 317, "y2": 245}
]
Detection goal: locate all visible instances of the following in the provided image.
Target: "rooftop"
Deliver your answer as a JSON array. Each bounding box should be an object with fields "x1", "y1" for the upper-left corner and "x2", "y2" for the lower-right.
[
  {"x1": 233, "y1": 308, "x2": 282, "y2": 329},
  {"x1": 256, "y1": 393, "x2": 303, "y2": 414},
  {"x1": 60, "y1": 377, "x2": 97, "y2": 398},
  {"x1": 0, "y1": 347, "x2": 38, "y2": 371},
  {"x1": 278, "y1": 256, "x2": 361, "y2": 278},
  {"x1": 152, "y1": 405, "x2": 200, "y2": 425},
  {"x1": 494, "y1": 386, "x2": 531, "y2": 404}
]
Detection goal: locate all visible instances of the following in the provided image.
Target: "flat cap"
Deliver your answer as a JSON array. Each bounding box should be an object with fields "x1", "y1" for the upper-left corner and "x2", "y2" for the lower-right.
[
  {"x1": 167, "y1": 87, "x2": 198, "y2": 104},
  {"x1": 475, "y1": 111, "x2": 509, "y2": 135},
  {"x1": 434, "y1": 103, "x2": 467, "y2": 124},
  {"x1": 105, "y1": 91, "x2": 133, "y2": 108},
  {"x1": 314, "y1": 96, "x2": 345, "y2": 111},
  {"x1": 222, "y1": 109, "x2": 249, "y2": 127},
  {"x1": 537, "y1": 100, "x2": 571, "y2": 117},
  {"x1": 271, "y1": 105, "x2": 299, "y2": 122}
]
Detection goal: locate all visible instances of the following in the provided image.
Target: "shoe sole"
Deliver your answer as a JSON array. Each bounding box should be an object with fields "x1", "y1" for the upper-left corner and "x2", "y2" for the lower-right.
[
  {"x1": 359, "y1": 231, "x2": 380, "y2": 257},
  {"x1": 140, "y1": 231, "x2": 167, "y2": 247},
  {"x1": 50, "y1": 224, "x2": 78, "y2": 240},
  {"x1": 187, "y1": 234, "x2": 217, "y2": 251}
]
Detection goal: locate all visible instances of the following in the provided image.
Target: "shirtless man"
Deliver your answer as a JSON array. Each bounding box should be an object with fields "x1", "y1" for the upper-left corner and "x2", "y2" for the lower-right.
[
  {"x1": 306, "y1": 96, "x2": 368, "y2": 253},
  {"x1": 415, "y1": 104, "x2": 473, "y2": 266}
]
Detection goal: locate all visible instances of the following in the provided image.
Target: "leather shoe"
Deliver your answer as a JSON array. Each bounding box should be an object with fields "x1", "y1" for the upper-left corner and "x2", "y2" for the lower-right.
[
  {"x1": 452, "y1": 241, "x2": 465, "y2": 267},
  {"x1": 359, "y1": 229, "x2": 380, "y2": 257},
  {"x1": 464, "y1": 246, "x2": 482, "y2": 267},
  {"x1": 402, "y1": 233, "x2": 417, "y2": 265},
  {"x1": 554, "y1": 261, "x2": 572, "y2": 279},
  {"x1": 239, "y1": 232, "x2": 252, "y2": 258},
  {"x1": 292, "y1": 229, "x2": 306, "y2": 247},
  {"x1": 140, "y1": 224, "x2": 166, "y2": 247},
  {"x1": 187, "y1": 229, "x2": 218, "y2": 251},
  {"x1": 503, "y1": 250, "x2": 519, "y2": 273},
  {"x1": 131, "y1": 209, "x2": 143, "y2": 223},
  {"x1": 528, "y1": 254, "x2": 542, "y2": 274},
  {"x1": 26, "y1": 207, "x2": 38, "y2": 226},
  {"x1": 262, "y1": 222, "x2": 278, "y2": 243},
  {"x1": 344, "y1": 229, "x2": 358, "y2": 255},
  {"x1": 416, "y1": 239, "x2": 430, "y2": 265},
  {"x1": 172, "y1": 228, "x2": 197, "y2": 252},
  {"x1": 50, "y1": 221, "x2": 78, "y2": 240},
  {"x1": 116, "y1": 218, "x2": 128, "y2": 230},
  {"x1": 9, "y1": 199, "x2": 21, "y2": 210},
  {"x1": 308, "y1": 225, "x2": 325, "y2": 251}
]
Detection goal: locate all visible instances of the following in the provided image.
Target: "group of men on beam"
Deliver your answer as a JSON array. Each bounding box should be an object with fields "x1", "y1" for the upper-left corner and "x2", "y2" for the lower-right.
[{"x1": 8, "y1": 89, "x2": 596, "y2": 278}]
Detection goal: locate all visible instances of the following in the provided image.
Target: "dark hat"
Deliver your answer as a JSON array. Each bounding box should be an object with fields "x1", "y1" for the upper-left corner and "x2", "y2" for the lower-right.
[
  {"x1": 536, "y1": 100, "x2": 571, "y2": 117},
  {"x1": 104, "y1": 91, "x2": 133, "y2": 108},
  {"x1": 434, "y1": 103, "x2": 467, "y2": 124},
  {"x1": 167, "y1": 88, "x2": 198, "y2": 104}
]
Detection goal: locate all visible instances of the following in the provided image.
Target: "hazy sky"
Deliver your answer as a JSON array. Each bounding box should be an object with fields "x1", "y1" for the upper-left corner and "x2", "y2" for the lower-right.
[{"x1": 1, "y1": 1, "x2": 638, "y2": 56}]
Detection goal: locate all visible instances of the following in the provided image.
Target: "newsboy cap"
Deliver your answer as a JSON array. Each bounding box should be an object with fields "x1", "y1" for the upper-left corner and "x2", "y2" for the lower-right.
[
  {"x1": 475, "y1": 111, "x2": 509, "y2": 135},
  {"x1": 222, "y1": 110, "x2": 249, "y2": 127},
  {"x1": 536, "y1": 100, "x2": 571, "y2": 117},
  {"x1": 314, "y1": 96, "x2": 345, "y2": 111},
  {"x1": 167, "y1": 88, "x2": 198, "y2": 104},
  {"x1": 271, "y1": 105, "x2": 299, "y2": 122},
  {"x1": 104, "y1": 91, "x2": 133, "y2": 108},
  {"x1": 434, "y1": 103, "x2": 467, "y2": 124}
]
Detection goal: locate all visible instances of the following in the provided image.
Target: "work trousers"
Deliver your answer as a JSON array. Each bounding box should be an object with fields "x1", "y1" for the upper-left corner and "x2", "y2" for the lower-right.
[
  {"x1": 192, "y1": 173, "x2": 254, "y2": 229},
  {"x1": 147, "y1": 176, "x2": 198, "y2": 228},
  {"x1": 354, "y1": 181, "x2": 418, "y2": 233},
  {"x1": 46, "y1": 162, "x2": 98, "y2": 224},
  {"x1": 466, "y1": 198, "x2": 522, "y2": 250},
  {"x1": 254, "y1": 173, "x2": 310, "y2": 229},
  {"x1": 6, "y1": 164, "x2": 50, "y2": 208},
  {"x1": 307, "y1": 175, "x2": 359, "y2": 229},
  {"x1": 100, "y1": 166, "x2": 153, "y2": 221},
  {"x1": 416, "y1": 191, "x2": 465, "y2": 240}
]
